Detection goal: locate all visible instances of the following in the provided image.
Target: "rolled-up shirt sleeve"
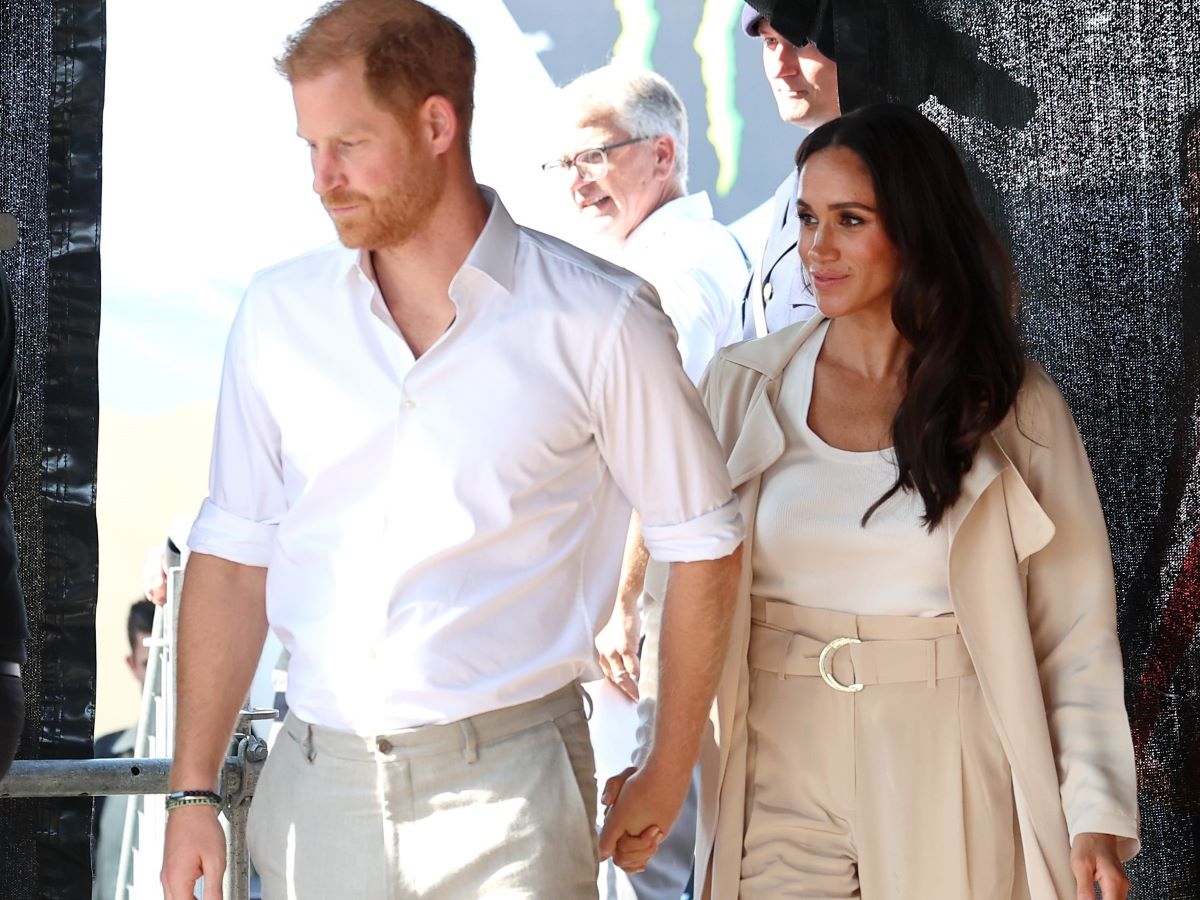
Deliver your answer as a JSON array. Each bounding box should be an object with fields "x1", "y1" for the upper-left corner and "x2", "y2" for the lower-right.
[
  {"x1": 590, "y1": 281, "x2": 743, "y2": 562},
  {"x1": 188, "y1": 290, "x2": 285, "y2": 568}
]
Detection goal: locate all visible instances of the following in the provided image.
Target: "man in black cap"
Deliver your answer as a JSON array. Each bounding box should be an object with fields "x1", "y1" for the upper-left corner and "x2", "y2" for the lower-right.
[{"x1": 740, "y1": 1, "x2": 840, "y2": 338}]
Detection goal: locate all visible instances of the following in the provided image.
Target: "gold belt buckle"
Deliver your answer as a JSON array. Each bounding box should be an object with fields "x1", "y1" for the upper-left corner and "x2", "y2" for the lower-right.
[{"x1": 818, "y1": 637, "x2": 863, "y2": 692}]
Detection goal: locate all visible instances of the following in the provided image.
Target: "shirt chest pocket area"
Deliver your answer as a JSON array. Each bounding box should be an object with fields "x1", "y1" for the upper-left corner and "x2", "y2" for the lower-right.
[{"x1": 270, "y1": 368, "x2": 400, "y2": 479}]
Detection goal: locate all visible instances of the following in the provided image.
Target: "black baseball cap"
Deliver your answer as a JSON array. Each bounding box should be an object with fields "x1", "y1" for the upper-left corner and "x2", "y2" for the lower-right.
[
  {"x1": 741, "y1": 4, "x2": 765, "y2": 36},
  {"x1": 740, "y1": 1, "x2": 835, "y2": 60}
]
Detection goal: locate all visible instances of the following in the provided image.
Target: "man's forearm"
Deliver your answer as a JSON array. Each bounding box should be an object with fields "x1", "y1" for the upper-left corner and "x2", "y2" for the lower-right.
[
  {"x1": 615, "y1": 512, "x2": 650, "y2": 618},
  {"x1": 168, "y1": 552, "x2": 269, "y2": 792},
  {"x1": 645, "y1": 545, "x2": 741, "y2": 779},
  {"x1": 596, "y1": 514, "x2": 652, "y2": 698}
]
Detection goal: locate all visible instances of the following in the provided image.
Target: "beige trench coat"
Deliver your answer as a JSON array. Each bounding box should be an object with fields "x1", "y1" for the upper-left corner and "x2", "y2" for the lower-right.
[{"x1": 636, "y1": 316, "x2": 1139, "y2": 899}]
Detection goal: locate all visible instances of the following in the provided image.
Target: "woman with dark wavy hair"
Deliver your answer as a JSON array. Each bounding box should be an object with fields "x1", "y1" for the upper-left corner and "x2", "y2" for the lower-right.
[{"x1": 614, "y1": 104, "x2": 1139, "y2": 899}]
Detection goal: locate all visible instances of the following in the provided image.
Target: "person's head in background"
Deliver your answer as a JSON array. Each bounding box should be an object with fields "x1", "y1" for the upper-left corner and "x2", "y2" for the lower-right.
[
  {"x1": 742, "y1": 3, "x2": 840, "y2": 130},
  {"x1": 125, "y1": 599, "x2": 156, "y2": 690},
  {"x1": 547, "y1": 66, "x2": 688, "y2": 246}
]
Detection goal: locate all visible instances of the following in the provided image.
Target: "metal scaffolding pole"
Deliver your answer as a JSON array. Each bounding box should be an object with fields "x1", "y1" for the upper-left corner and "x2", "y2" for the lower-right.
[
  {"x1": 0, "y1": 718, "x2": 271, "y2": 900},
  {"x1": 0, "y1": 758, "x2": 172, "y2": 797}
]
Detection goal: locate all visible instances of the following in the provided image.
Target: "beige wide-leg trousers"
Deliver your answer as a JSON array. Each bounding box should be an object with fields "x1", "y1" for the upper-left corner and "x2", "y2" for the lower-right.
[
  {"x1": 247, "y1": 680, "x2": 599, "y2": 900},
  {"x1": 739, "y1": 599, "x2": 1028, "y2": 900}
]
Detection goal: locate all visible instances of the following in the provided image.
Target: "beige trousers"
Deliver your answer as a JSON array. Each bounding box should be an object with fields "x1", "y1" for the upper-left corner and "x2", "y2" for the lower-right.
[
  {"x1": 247, "y1": 681, "x2": 599, "y2": 900},
  {"x1": 739, "y1": 600, "x2": 1028, "y2": 900}
]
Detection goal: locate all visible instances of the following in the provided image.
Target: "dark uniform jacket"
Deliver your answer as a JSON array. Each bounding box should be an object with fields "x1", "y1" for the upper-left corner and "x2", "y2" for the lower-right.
[{"x1": 740, "y1": 170, "x2": 818, "y2": 339}]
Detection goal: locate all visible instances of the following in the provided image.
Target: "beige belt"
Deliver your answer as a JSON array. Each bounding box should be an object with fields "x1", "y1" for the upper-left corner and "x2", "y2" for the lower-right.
[{"x1": 748, "y1": 598, "x2": 974, "y2": 693}]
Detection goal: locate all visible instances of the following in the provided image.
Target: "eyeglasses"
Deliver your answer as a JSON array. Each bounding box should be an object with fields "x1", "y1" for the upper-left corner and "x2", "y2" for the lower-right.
[{"x1": 541, "y1": 136, "x2": 651, "y2": 182}]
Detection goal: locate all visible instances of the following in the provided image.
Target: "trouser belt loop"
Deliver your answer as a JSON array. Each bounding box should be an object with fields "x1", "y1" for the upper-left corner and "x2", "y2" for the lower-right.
[
  {"x1": 460, "y1": 718, "x2": 479, "y2": 764},
  {"x1": 778, "y1": 632, "x2": 795, "y2": 681},
  {"x1": 927, "y1": 639, "x2": 937, "y2": 689}
]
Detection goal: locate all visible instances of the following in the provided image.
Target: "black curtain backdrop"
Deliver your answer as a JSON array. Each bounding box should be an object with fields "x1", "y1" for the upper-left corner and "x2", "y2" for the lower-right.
[{"x1": 0, "y1": 0, "x2": 104, "y2": 898}]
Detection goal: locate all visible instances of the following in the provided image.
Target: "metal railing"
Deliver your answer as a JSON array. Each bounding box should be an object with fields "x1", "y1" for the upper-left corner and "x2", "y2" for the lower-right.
[
  {"x1": 0, "y1": 711, "x2": 271, "y2": 899},
  {"x1": 0, "y1": 544, "x2": 275, "y2": 899}
]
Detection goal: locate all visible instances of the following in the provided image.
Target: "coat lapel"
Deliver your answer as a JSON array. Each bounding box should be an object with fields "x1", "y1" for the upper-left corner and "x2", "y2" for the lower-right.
[
  {"x1": 947, "y1": 433, "x2": 1056, "y2": 564},
  {"x1": 724, "y1": 380, "x2": 785, "y2": 490},
  {"x1": 719, "y1": 316, "x2": 826, "y2": 488}
]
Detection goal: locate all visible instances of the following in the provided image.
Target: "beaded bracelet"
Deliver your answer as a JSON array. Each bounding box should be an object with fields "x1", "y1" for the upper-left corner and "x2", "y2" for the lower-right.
[{"x1": 165, "y1": 789, "x2": 222, "y2": 811}]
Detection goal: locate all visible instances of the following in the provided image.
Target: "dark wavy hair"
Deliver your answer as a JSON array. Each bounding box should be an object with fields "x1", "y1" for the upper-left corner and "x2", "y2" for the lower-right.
[{"x1": 794, "y1": 104, "x2": 1025, "y2": 529}]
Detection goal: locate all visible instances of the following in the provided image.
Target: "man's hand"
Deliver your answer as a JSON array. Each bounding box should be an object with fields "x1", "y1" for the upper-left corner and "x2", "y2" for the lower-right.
[
  {"x1": 1070, "y1": 832, "x2": 1129, "y2": 900},
  {"x1": 161, "y1": 805, "x2": 226, "y2": 900},
  {"x1": 598, "y1": 760, "x2": 691, "y2": 873},
  {"x1": 595, "y1": 602, "x2": 641, "y2": 701},
  {"x1": 598, "y1": 766, "x2": 661, "y2": 873},
  {"x1": 143, "y1": 546, "x2": 168, "y2": 606}
]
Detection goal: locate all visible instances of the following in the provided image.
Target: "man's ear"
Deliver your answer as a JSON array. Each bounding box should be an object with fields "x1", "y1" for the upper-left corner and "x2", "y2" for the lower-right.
[
  {"x1": 652, "y1": 135, "x2": 676, "y2": 179},
  {"x1": 420, "y1": 94, "x2": 459, "y2": 155},
  {"x1": 125, "y1": 653, "x2": 137, "y2": 676}
]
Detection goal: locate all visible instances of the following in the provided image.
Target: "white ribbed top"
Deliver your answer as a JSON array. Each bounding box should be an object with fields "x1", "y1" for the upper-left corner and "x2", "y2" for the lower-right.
[{"x1": 751, "y1": 320, "x2": 953, "y2": 617}]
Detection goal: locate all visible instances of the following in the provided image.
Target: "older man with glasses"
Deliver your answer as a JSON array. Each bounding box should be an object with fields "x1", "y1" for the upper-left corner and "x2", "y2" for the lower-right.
[
  {"x1": 546, "y1": 65, "x2": 749, "y2": 900},
  {"x1": 546, "y1": 66, "x2": 747, "y2": 386}
]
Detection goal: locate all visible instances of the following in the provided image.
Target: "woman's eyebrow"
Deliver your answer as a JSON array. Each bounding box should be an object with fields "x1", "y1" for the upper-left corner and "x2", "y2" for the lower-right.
[{"x1": 796, "y1": 199, "x2": 878, "y2": 212}]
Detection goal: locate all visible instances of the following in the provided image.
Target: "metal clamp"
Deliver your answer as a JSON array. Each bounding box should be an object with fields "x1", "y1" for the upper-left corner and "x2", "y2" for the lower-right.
[
  {"x1": 221, "y1": 707, "x2": 276, "y2": 813},
  {"x1": 818, "y1": 637, "x2": 863, "y2": 692}
]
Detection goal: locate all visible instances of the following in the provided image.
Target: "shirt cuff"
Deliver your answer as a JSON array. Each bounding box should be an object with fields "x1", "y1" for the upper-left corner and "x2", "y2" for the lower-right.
[
  {"x1": 641, "y1": 496, "x2": 744, "y2": 562},
  {"x1": 187, "y1": 498, "x2": 277, "y2": 568},
  {"x1": 1067, "y1": 812, "x2": 1140, "y2": 861}
]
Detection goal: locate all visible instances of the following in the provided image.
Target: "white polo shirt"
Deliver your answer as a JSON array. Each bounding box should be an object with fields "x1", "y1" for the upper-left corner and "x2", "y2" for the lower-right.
[
  {"x1": 620, "y1": 192, "x2": 747, "y2": 384},
  {"x1": 189, "y1": 189, "x2": 743, "y2": 734}
]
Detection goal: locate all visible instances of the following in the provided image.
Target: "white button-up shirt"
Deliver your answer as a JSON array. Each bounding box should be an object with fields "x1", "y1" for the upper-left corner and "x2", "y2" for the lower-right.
[
  {"x1": 620, "y1": 192, "x2": 748, "y2": 383},
  {"x1": 189, "y1": 190, "x2": 743, "y2": 734}
]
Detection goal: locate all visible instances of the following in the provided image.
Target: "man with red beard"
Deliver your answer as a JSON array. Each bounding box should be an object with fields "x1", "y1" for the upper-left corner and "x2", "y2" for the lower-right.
[{"x1": 159, "y1": 2, "x2": 743, "y2": 899}]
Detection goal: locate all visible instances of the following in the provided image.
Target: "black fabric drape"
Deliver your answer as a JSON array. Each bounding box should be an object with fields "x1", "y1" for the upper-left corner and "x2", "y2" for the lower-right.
[{"x1": 0, "y1": 0, "x2": 104, "y2": 897}]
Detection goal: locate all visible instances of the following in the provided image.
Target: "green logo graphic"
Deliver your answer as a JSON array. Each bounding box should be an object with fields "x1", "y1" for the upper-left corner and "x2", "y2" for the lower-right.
[{"x1": 613, "y1": 0, "x2": 745, "y2": 196}]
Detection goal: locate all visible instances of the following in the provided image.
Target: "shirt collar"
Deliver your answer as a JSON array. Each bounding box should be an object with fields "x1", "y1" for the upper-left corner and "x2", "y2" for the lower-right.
[
  {"x1": 625, "y1": 191, "x2": 714, "y2": 251},
  {"x1": 331, "y1": 185, "x2": 520, "y2": 296},
  {"x1": 460, "y1": 186, "x2": 518, "y2": 295}
]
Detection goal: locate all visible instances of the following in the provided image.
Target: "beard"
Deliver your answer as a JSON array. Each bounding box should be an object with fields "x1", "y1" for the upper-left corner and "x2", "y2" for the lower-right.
[{"x1": 323, "y1": 160, "x2": 446, "y2": 250}]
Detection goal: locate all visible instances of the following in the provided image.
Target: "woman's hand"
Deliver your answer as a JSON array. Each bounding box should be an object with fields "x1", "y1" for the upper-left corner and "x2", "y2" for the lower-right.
[
  {"x1": 1070, "y1": 832, "x2": 1129, "y2": 899},
  {"x1": 595, "y1": 605, "x2": 641, "y2": 701}
]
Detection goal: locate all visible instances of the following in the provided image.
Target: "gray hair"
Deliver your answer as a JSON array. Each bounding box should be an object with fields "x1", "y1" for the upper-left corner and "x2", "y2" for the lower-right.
[{"x1": 560, "y1": 65, "x2": 689, "y2": 187}]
